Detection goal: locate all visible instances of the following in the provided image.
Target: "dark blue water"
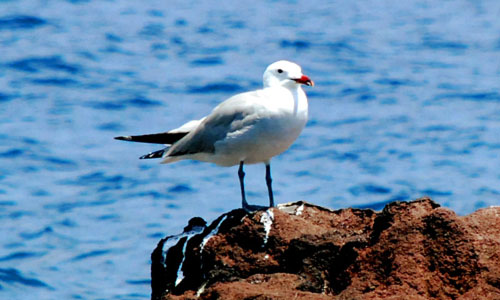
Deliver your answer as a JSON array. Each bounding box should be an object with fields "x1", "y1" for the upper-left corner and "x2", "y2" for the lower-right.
[{"x1": 1, "y1": 0, "x2": 500, "y2": 298}]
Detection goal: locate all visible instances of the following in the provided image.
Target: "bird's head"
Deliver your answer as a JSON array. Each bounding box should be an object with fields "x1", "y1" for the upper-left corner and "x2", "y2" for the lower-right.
[{"x1": 263, "y1": 60, "x2": 314, "y2": 88}]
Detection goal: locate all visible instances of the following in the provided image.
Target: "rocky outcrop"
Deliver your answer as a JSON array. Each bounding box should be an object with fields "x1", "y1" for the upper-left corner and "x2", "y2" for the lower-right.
[{"x1": 151, "y1": 198, "x2": 500, "y2": 300}]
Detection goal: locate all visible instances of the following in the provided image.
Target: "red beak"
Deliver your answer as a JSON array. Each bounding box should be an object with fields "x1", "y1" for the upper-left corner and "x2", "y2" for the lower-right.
[{"x1": 293, "y1": 75, "x2": 314, "y2": 86}]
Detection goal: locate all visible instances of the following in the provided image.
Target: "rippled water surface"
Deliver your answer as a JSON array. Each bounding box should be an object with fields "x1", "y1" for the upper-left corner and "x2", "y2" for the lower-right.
[{"x1": 1, "y1": 0, "x2": 500, "y2": 298}]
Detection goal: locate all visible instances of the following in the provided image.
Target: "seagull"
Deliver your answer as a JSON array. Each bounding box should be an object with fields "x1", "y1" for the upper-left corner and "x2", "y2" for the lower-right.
[{"x1": 115, "y1": 60, "x2": 314, "y2": 210}]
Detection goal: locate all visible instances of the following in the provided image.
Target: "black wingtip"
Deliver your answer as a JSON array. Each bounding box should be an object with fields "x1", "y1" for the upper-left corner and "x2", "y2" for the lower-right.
[
  {"x1": 140, "y1": 149, "x2": 166, "y2": 159},
  {"x1": 114, "y1": 136, "x2": 131, "y2": 141},
  {"x1": 113, "y1": 132, "x2": 188, "y2": 144}
]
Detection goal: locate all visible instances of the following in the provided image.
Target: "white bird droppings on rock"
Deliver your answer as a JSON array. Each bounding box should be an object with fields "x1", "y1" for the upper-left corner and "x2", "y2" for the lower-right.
[{"x1": 260, "y1": 209, "x2": 274, "y2": 245}]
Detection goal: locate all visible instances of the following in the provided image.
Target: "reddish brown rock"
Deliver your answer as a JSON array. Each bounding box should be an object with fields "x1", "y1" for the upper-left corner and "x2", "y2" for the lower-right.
[{"x1": 151, "y1": 198, "x2": 500, "y2": 300}]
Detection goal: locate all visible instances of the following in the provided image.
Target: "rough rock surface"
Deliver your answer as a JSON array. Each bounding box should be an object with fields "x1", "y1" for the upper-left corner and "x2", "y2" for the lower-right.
[{"x1": 151, "y1": 198, "x2": 500, "y2": 300}]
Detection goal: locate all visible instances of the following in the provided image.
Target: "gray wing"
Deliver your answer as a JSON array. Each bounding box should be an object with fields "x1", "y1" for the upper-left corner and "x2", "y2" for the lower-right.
[{"x1": 166, "y1": 91, "x2": 264, "y2": 157}]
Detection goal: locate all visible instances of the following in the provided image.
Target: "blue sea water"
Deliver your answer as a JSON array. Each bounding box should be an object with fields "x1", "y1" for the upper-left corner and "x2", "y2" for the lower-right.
[{"x1": 1, "y1": 0, "x2": 500, "y2": 298}]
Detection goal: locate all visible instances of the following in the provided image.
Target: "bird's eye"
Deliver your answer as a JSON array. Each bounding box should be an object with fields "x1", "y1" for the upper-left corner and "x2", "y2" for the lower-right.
[{"x1": 277, "y1": 69, "x2": 283, "y2": 73}]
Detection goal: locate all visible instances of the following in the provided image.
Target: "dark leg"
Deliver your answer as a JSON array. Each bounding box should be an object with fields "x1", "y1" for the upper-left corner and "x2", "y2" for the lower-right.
[
  {"x1": 238, "y1": 161, "x2": 249, "y2": 210},
  {"x1": 265, "y1": 163, "x2": 274, "y2": 207}
]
